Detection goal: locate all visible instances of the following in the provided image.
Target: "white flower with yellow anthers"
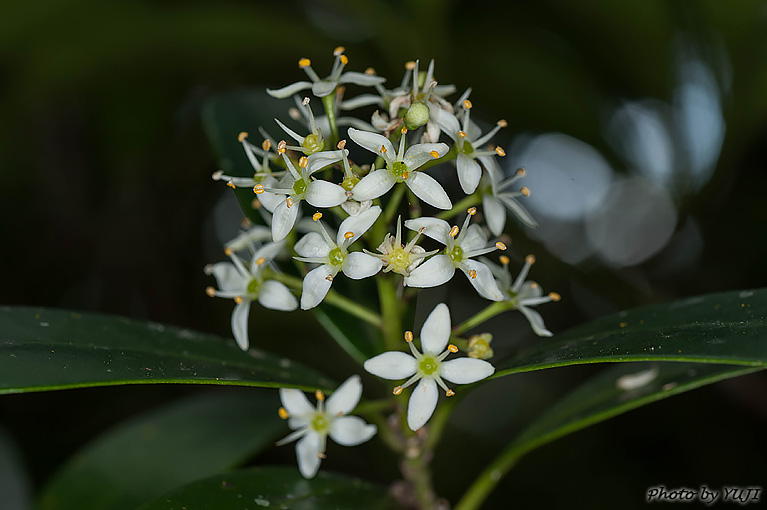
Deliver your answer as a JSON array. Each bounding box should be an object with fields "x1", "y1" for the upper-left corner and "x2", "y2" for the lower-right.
[
  {"x1": 429, "y1": 99, "x2": 509, "y2": 195},
  {"x1": 347, "y1": 127, "x2": 451, "y2": 210},
  {"x1": 480, "y1": 161, "x2": 537, "y2": 236},
  {"x1": 204, "y1": 241, "x2": 297, "y2": 350},
  {"x1": 364, "y1": 216, "x2": 437, "y2": 277},
  {"x1": 487, "y1": 254, "x2": 560, "y2": 337},
  {"x1": 254, "y1": 144, "x2": 347, "y2": 242},
  {"x1": 403, "y1": 210, "x2": 506, "y2": 301},
  {"x1": 275, "y1": 97, "x2": 325, "y2": 155},
  {"x1": 363, "y1": 303, "x2": 495, "y2": 431},
  {"x1": 266, "y1": 48, "x2": 386, "y2": 99},
  {"x1": 277, "y1": 375, "x2": 376, "y2": 479},
  {"x1": 294, "y1": 207, "x2": 383, "y2": 310},
  {"x1": 335, "y1": 139, "x2": 372, "y2": 217}
]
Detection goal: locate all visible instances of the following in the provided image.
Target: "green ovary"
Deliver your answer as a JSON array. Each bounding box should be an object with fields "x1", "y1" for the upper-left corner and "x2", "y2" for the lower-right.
[
  {"x1": 292, "y1": 178, "x2": 308, "y2": 196},
  {"x1": 447, "y1": 245, "x2": 464, "y2": 263},
  {"x1": 311, "y1": 413, "x2": 329, "y2": 433},
  {"x1": 461, "y1": 141, "x2": 474, "y2": 155},
  {"x1": 342, "y1": 175, "x2": 359, "y2": 191},
  {"x1": 390, "y1": 161, "x2": 409, "y2": 182},
  {"x1": 419, "y1": 356, "x2": 439, "y2": 376},
  {"x1": 328, "y1": 247, "x2": 346, "y2": 267},
  {"x1": 246, "y1": 278, "x2": 261, "y2": 296},
  {"x1": 302, "y1": 134, "x2": 324, "y2": 154},
  {"x1": 387, "y1": 248, "x2": 409, "y2": 271}
]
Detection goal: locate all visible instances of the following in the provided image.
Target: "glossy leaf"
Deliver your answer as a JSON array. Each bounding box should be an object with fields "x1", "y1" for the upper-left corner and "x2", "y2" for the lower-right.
[
  {"x1": 136, "y1": 466, "x2": 394, "y2": 510},
  {"x1": 0, "y1": 306, "x2": 333, "y2": 394},
  {"x1": 496, "y1": 288, "x2": 767, "y2": 377},
  {"x1": 456, "y1": 362, "x2": 763, "y2": 510},
  {"x1": 39, "y1": 391, "x2": 283, "y2": 510}
]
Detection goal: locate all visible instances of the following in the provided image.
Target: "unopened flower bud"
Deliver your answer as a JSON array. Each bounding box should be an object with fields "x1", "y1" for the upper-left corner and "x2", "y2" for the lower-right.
[
  {"x1": 467, "y1": 333, "x2": 494, "y2": 360},
  {"x1": 404, "y1": 102, "x2": 430, "y2": 130}
]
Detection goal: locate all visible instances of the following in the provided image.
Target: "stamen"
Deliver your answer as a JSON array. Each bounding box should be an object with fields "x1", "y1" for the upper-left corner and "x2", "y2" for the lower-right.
[
  {"x1": 404, "y1": 331, "x2": 413, "y2": 342},
  {"x1": 298, "y1": 156, "x2": 309, "y2": 168},
  {"x1": 495, "y1": 146, "x2": 506, "y2": 156},
  {"x1": 393, "y1": 386, "x2": 403, "y2": 395},
  {"x1": 234, "y1": 296, "x2": 243, "y2": 304},
  {"x1": 516, "y1": 167, "x2": 525, "y2": 176},
  {"x1": 549, "y1": 292, "x2": 561, "y2": 302},
  {"x1": 401, "y1": 126, "x2": 408, "y2": 134},
  {"x1": 499, "y1": 255, "x2": 510, "y2": 265},
  {"x1": 252, "y1": 198, "x2": 261, "y2": 209},
  {"x1": 302, "y1": 96, "x2": 310, "y2": 106},
  {"x1": 495, "y1": 241, "x2": 507, "y2": 251},
  {"x1": 449, "y1": 226, "x2": 459, "y2": 237},
  {"x1": 277, "y1": 140, "x2": 287, "y2": 154},
  {"x1": 278, "y1": 407, "x2": 289, "y2": 419},
  {"x1": 468, "y1": 270, "x2": 477, "y2": 279},
  {"x1": 312, "y1": 212, "x2": 323, "y2": 221},
  {"x1": 380, "y1": 145, "x2": 387, "y2": 154},
  {"x1": 530, "y1": 282, "x2": 539, "y2": 289},
  {"x1": 337, "y1": 140, "x2": 346, "y2": 149},
  {"x1": 224, "y1": 247, "x2": 233, "y2": 256},
  {"x1": 429, "y1": 150, "x2": 440, "y2": 158},
  {"x1": 463, "y1": 99, "x2": 473, "y2": 109},
  {"x1": 205, "y1": 287, "x2": 216, "y2": 297},
  {"x1": 520, "y1": 187, "x2": 530, "y2": 197},
  {"x1": 405, "y1": 61, "x2": 416, "y2": 70},
  {"x1": 298, "y1": 58, "x2": 311, "y2": 67},
  {"x1": 318, "y1": 452, "x2": 327, "y2": 459},
  {"x1": 212, "y1": 170, "x2": 223, "y2": 180},
  {"x1": 340, "y1": 55, "x2": 349, "y2": 65},
  {"x1": 286, "y1": 197, "x2": 294, "y2": 208},
  {"x1": 288, "y1": 107, "x2": 301, "y2": 120},
  {"x1": 458, "y1": 131, "x2": 467, "y2": 138},
  {"x1": 448, "y1": 344, "x2": 458, "y2": 353},
  {"x1": 325, "y1": 275, "x2": 333, "y2": 281},
  {"x1": 227, "y1": 181, "x2": 236, "y2": 189},
  {"x1": 402, "y1": 171, "x2": 408, "y2": 180},
  {"x1": 333, "y1": 46, "x2": 345, "y2": 56},
  {"x1": 253, "y1": 184, "x2": 265, "y2": 194},
  {"x1": 497, "y1": 119, "x2": 508, "y2": 127},
  {"x1": 238, "y1": 132, "x2": 248, "y2": 142},
  {"x1": 262, "y1": 139, "x2": 272, "y2": 151},
  {"x1": 344, "y1": 231, "x2": 355, "y2": 240},
  {"x1": 364, "y1": 67, "x2": 376, "y2": 75},
  {"x1": 467, "y1": 207, "x2": 477, "y2": 216},
  {"x1": 446, "y1": 389, "x2": 455, "y2": 397},
  {"x1": 256, "y1": 257, "x2": 265, "y2": 265},
  {"x1": 315, "y1": 389, "x2": 325, "y2": 401},
  {"x1": 526, "y1": 254, "x2": 536, "y2": 264}
]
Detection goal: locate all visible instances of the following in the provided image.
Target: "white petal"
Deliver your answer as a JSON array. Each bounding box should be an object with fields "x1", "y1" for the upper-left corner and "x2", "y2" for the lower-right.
[
  {"x1": 348, "y1": 128, "x2": 395, "y2": 164},
  {"x1": 459, "y1": 224, "x2": 487, "y2": 253},
  {"x1": 258, "y1": 190, "x2": 284, "y2": 213},
  {"x1": 482, "y1": 194, "x2": 507, "y2": 237},
  {"x1": 457, "y1": 153, "x2": 482, "y2": 194},
  {"x1": 336, "y1": 205, "x2": 382, "y2": 245},
  {"x1": 267, "y1": 81, "x2": 313, "y2": 99},
  {"x1": 252, "y1": 241, "x2": 285, "y2": 266},
  {"x1": 463, "y1": 259, "x2": 504, "y2": 301},
  {"x1": 404, "y1": 217, "x2": 451, "y2": 244},
  {"x1": 312, "y1": 80, "x2": 337, "y2": 97},
  {"x1": 326, "y1": 375, "x2": 363, "y2": 415},
  {"x1": 407, "y1": 378, "x2": 439, "y2": 431},
  {"x1": 225, "y1": 226, "x2": 272, "y2": 252},
  {"x1": 295, "y1": 432, "x2": 322, "y2": 479},
  {"x1": 271, "y1": 198, "x2": 300, "y2": 242},
  {"x1": 306, "y1": 150, "x2": 345, "y2": 176},
  {"x1": 339, "y1": 93, "x2": 384, "y2": 110},
  {"x1": 518, "y1": 305, "x2": 553, "y2": 337},
  {"x1": 403, "y1": 142, "x2": 449, "y2": 170},
  {"x1": 405, "y1": 172, "x2": 452, "y2": 210},
  {"x1": 305, "y1": 180, "x2": 347, "y2": 208},
  {"x1": 295, "y1": 232, "x2": 331, "y2": 259},
  {"x1": 258, "y1": 280, "x2": 298, "y2": 311},
  {"x1": 405, "y1": 255, "x2": 455, "y2": 288},
  {"x1": 465, "y1": 119, "x2": 482, "y2": 142},
  {"x1": 440, "y1": 358, "x2": 495, "y2": 384},
  {"x1": 428, "y1": 104, "x2": 460, "y2": 140},
  {"x1": 279, "y1": 387, "x2": 315, "y2": 417},
  {"x1": 419, "y1": 303, "x2": 451, "y2": 355},
  {"x1": 231, "y1": 300, "x2": 251, "y2": 351},
  {"x1": 364, "y1": 352, "x2": 417, "y2": 380},
  {"x1": 208, "y1": 262, "x2": 245, "y2": 293},
  {"x1": 498, "y1": 194, "x2": 538, "y2": 228},
  {"x1": 342, "y1": 252, "x2": 382, "y2": 279},
  {"x1": 338, "y1": 71, "x2": 387, "y2": 87},
  {"x1": 329, "y1": 416, "x2": 377, "y2": 446},
  {"x1": 300, "y1": 265, "x2": 335, "y2": 310},
  {"x1": 350, "y1": 169, "x2": 396, "y2": 201}
]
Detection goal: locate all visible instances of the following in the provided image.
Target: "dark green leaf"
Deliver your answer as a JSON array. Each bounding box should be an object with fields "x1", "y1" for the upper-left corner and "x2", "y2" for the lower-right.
[
  {"x1": 0, "y1": 307, "x2": 333, "y2": 394},
  {"x1": 136, "y1": 466, "x2": 394, "y2": 510},
  {"x1": 496, "y1": 288, "x2": 767, "y2": 377},
  {"x1": 39, "y1": 391, "x2": 283, "y2": 510}
]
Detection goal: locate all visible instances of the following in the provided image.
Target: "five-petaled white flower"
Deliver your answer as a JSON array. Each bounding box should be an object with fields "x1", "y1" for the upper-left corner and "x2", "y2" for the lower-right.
[
  {"x1": 294, "y1": 207, "x2": 383, "y2": 309},
  {"x1": 205, "y1": 241, "x2": 297, "y2": 350},
  {"x1": 429, "y1": 99, "x2": 509, "y2": 195},
  {"x1": 267, "y1": 48, "x2": 385, "y2": 99},
  {"x1": 254, "y1": 146, "x2": 347, "y2": 242},
  {"x1": 480, "y1": 161, "x2": 537, "y2": 236},
  {"x1": 404, "y1": 212, "x2": 505, "y2": 301},
  {"x1": 347, "y1": 127, "x2": 451, "y2": 210},
  {"x1": 364, "y1": 303, "x2": 495, "y2": 431},
  {"x1": 487, "y1": 254, "x2": 560, "y2": 337},
  {"x1": 364, "y1": 216, "x2": 436, "y2": 277},
  {"x1": 277, "y1": 375, "x2": 376, "y2": 479}
]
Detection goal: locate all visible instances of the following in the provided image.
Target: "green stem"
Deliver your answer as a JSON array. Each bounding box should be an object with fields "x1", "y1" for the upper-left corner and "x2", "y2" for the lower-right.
[
  {"x1": 453, "y1": 301, "x2": 511, "y2": 336},
  {"x1": 403, "y1": 450, "x2": 438, "y2": 510},
  {"x1": 423, "y1": 397, "x2": 459, "y2": 451},
  {"x1": 322, "y1": 93, "x2": 339, "y2": 145},
  {"x1": 454, "y1": 444, "x2": 526, "y2": 510},
  {"x1": 377, "y1": 275, "x2": 402, "y2": 351},
  {"x1": 383, "y1": 183, "x2": 407, "y2": 224},
  {"x1": 436, "y1": 193, "x2": 481, "y2": 220}
]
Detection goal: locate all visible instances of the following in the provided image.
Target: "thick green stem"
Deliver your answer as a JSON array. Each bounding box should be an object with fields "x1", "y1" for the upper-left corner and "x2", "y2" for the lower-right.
[
  {"x1": 322, "y1": 93, "x2": 339, "y2": 145},
  {"x1": 454, "y1": 444, "x2": 526, "y2": 510},
  {"x1": 453, "y1": 301, "x2": 511, "y2": 336},
  {"x1": 436, "y1": 193, "x2": 481, "y2": 220},
  {"x1": 377, "y1": 275, "x2": 402, "y2": 351}
]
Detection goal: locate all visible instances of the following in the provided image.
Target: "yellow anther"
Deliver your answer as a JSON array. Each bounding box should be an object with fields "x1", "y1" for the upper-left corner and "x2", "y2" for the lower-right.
[
  {"x1": 405, "y1": 61, "x2": 416, "y2": 70},
  {"x1": 530, "y1": 282, "x2": 539, "y2": 289},
  {"x1": 240, "y1": 217, "x2": 252, "y2": 228},
  {"x1": 448, "y1": 344, "x2": 458, "y2": 353},
  {"x1": 234, "y1": 296, "x2": 243, "y2": 304},
  {"x1": 549, "y1": 292, "x2": 561, "y2": 302},
  {"x1": 262, "y1": 139, "x2": 272, "y2": 151},
  {"x1": 205, "y1": 287, "x2": 216, "y2": 297},
  {"x1": 286, "y1": 197, "x2": 294, "y2": 208},
  {"x1": 278, "y1": 139, "x2": 287, "y2": 151},
  {"x1": 256, "y1": 257, "x2": 265, "y2": 266},
  {"x1": 402, "y1": 171, "x2": 409, "y2": 180},
  {"x1": 227, "y1": 181, "x2": 236, "y2": 189},
  {"x1": 315, "y1": 389, "x2": 325, "y2": 401},
  {"x1": 525, "y1": 254, "x2": 536, "y2": 264},
  {"x1": 429, "y1": 150, "x2": 440, "y2": 158},
  {"x1": 495, "y1": 146, "x2": 506, "y2": 156},
  {"x1": 288, "y1": 108, "x2": 301, "y2": 120},
  {"x1": 516, "y1": 167, "x2": 526, "y2": 176},
  {"x1": 497, "y1": 119, "x2": 508, "y2": 127},
  {"x1": 364, "y1": 67, "x2": 376, "y2": 75},
  {"x1": 299, "y1": 156, "x2": 309, "y2": 168},
  {"x1": 337, "y1": 140, "x2": 347, "y2": 149},
  {"x1": 325, "y1": 275, "x2": 334, "y2": 281},
  {"x1": 468, "y1": 269, "x2": 478, "y2": 279},
  {"x1": 520, "y1": 186, "x2": 530, "y2": 197},
  {"x1": 224, "y1": 247, "x2": 233, "y2": 256},
  {"x1": 458, "y1": 131, "x2": 467, "y2": 138},
  {"x1": 333, "y1": 46, "x2": 345, "y2": 56},
  {"x1": 298, "y1": 58, "x2": 311, "y2": 67},
  {"x1": 495, "y1": 241, "x2": 507, "y2": 251},
  {"x1": 393, "y1": 386, "x2": 403, "y2": 395},
  {"x1": 499, "y1": 255, "x2": 510, "y2": 265},
  {"x1": 278, "y1": 407, "x2": 289, "y2": 420},
  {"x1": 317, "y1": 452, "x2": 327, "y2": 459},
  {"x1": 251, "y1": 198, "x2": 262, "y2": 209},
  {"x1": 380, "y1": 145, "x2": 387, "y2": 154},
  {"x1": 302, "y1": 96, "x2": 311, "y2": 106},
  {"x1": 467, "y1": 207, "x2": 477, "y2": 216},
  {"x1": 401, "y1": 126, "x2": 408, "y2": 135},
  {"x1": 312, "y1": 212, "x2": 323, "y2": 221},
  {"x1": 253, "y1": 184, "x2": 265, "y2": 194},
  {"x1": 238, "y1": 131, "x2": 248, "y2": 142},
  {"x1": 344, "y1": 231, "x2": 355, "y2": 240},
  {"x1": 449, "y1": 225, "x2": 460, "y2": 237},
  {"x1": 463, "y1": 99, "x2": 473, "y2": 109},
  {"x1": 404, "y1": 331, "x2": 413, "y2": 342},
  {"x1": 340, "y1": 54, "x2": 349, "y2": 65},
  {"x1": 446, "y1": 389, "x2": 455, "y2": 397}
]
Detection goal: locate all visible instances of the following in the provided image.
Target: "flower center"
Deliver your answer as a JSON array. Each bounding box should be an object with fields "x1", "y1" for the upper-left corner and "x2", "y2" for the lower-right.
[
  {"x1": 328, "y1": 247, "x2": 346, "y2": 267},
  {"x1": 389, "y1": 161, "x2": 409, "y2": 182},
  {"x1": 302, "y1": 134, "x2": 323, "y2": 154},
  {"x1": 419, "y1": 356, "x2": 439, "y2": 376},
  {"x1": 341, "y1": 175, "x2": 360, "y2": 191},
  {"x1": 447, "y1": 245, "x2": 464, "y2": 263},
  {"x1": 460, "y1": 141, "x2": 474, "y2": 155},
  {"x1": 386, "y1": 247, "x2": 410, "y2": 271},
  {"x1": 292, "y1": 178, "x2": 308, "y2": 196},
  {"x1": 246, "y1": 278, "x2": 261, "y2": 296},
  {"x1": 311, "y1": 413, "x2": 329, "y2": 433}
]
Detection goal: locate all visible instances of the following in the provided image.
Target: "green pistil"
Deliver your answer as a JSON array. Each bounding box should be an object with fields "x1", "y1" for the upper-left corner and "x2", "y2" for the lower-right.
[
  {"x1": 292, "y1": 178, "x2": 308, "y2": 196},
  {"x1": 328, "y1": 247, "x2": 346, "y2": 267},
  {"x1": 390, "y1": 161, "x2": 409, "y2": 182},
  {"x1": 246, "y1": 278, "x2": 261, "y2": 296},
  {"x1": 447, "y1": 245, "x2": 464, "y2": 263},
  {"x1": 302, "y1": 134, "x2": 324, "y2": 154},
  {"x1": 342, "y1": 175, "x2": 359, "y2": 191},
  {"x1": 461, "y1": 141, "x2": 474, "y2": 155},
  {"x1": 311, "y1": 413, "x2": 329, "y2": 433},
  {"x1": 419, "y1": 356, "x2": 439, "y2": 375}
]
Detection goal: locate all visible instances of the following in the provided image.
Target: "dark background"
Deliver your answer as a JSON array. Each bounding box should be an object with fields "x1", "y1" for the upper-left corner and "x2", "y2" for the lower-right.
[{"x1": 1, "y1": 0, "x2": 766, "y2": 508}]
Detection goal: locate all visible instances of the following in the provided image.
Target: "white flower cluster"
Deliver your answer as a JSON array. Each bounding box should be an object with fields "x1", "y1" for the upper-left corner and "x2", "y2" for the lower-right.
[{"x1": 204, "y1": 48, "x2": 559, "y2": 478}]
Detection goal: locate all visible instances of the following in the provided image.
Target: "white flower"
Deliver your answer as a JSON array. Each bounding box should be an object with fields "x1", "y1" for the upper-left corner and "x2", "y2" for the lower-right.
[
  {"x1": 254, "y1": 146, "x2": 347, "y2": 241},
  {"x1": 204, "y1": 241, "x2": 298, "y2": 350},
  {"x1": 224, "y1": 225, "x2": 273, "y2": 254},
  {"x1": 364, "y1": 216, "x2": 437, "y2": 276},
  {"x1": 347, "y1": 127, "x2": 451, "y2": 210},
  {"x1": 403, "y1": 213, "x2": 505, "y2": 301},
  {"x1": 277, "y1": 375, "x2": 376, "y2": 479},
  {"x1": 294, "y1": 207, "x2": 383, "y2": 309},
  {"x1": 275, "y1": 97, "x2": 325, "y2": 155},
  {"x1": 364, "y1": 303, "x2": 494, "y2": 431},
  {"x1": 429, "y1": 99, "x2": 509, "y2": 194},
  {"x1": 487, "y1": 254, "x2": 560, "y2": 337},
  {"x1": 481, "y1": 162, "x2": 537, "y2": 236},
  {"x1": 267, "y1": 48, "x2": 385, "y2": 99}
]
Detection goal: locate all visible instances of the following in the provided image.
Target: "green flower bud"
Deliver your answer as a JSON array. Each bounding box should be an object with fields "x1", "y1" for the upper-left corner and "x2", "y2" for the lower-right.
[
  {"x1": 404, "y1": 102, "x2": 430, "y2": 130},
  {"x1": 467, "y1": 333, "x2": 494, "y2": 360}
]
